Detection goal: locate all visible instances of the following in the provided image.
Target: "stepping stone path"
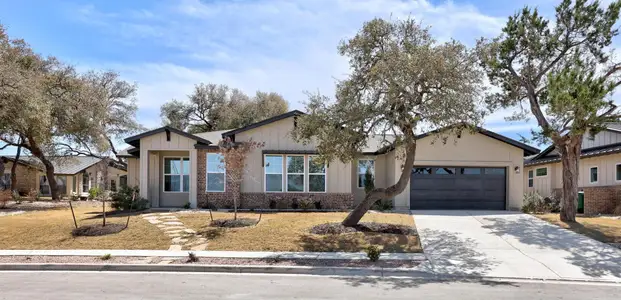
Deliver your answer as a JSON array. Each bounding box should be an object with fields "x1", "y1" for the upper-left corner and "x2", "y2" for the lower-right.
[{"x1": 142, "y1": 213, "x2": 208, "y2": 251}]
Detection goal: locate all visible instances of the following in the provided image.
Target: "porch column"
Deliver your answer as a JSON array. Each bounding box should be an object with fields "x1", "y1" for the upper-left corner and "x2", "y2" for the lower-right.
[
  {"x1": 189, "y1": 149, "x2": 198, "y2": 208},
  {"x1": 140, "y1": 148, "x2": 149, "y2": 200}
]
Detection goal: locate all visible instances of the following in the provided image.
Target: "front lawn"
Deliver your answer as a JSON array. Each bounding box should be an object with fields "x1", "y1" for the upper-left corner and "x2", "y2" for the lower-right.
[
  {"x1": 176, "y1": 212, "x2": 421, "y2": 253},
  {"x1": 535, "y1": 214, "x2": 621, "y2": 244},
  {"x1": 0, "y1": 203, "x2": 170, "y2": 250}
]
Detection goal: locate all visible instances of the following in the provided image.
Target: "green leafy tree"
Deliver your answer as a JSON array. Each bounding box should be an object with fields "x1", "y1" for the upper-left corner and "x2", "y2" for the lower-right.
[
  {"x1": 477, "y1": 0, "x2": 621, "y2": 222},
  {"x1": 292, "y1": 18, "x2": 486, "y2": 226},
  {"x1": 159, "y1": 84, "x2": 289, "y2": 132}
]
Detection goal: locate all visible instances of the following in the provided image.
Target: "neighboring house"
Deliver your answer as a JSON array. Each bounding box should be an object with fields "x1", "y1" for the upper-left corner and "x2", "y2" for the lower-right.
[
  {"x1": 0, "y1": 156, "x2": 128, "y2": 197},
  {"x1": 120, "y1": 110, "x2": 539, "y2": 210},
  {"x1": 524, "y1": 123, "x2": 621, "y2": 215},
  {"x1": 0, "y1": 157, "x2": 43, "y2": 194}
]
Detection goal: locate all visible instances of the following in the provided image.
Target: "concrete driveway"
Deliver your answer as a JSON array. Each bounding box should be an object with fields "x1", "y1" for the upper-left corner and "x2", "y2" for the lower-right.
[{"x1": 412, "y1": 210, "x2": 621, "y2": 281}]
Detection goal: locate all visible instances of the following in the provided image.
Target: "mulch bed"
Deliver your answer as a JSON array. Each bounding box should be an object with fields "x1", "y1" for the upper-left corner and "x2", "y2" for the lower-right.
[
  {"x1": 210, "y1": 218, "x2": 259, "y2": 228},
  {"x1": 310, "y1": 222, "x2": 417, "y2": 236},
  {"x1": 72, "y1": 223, "x2": 126, "y2": 236}
]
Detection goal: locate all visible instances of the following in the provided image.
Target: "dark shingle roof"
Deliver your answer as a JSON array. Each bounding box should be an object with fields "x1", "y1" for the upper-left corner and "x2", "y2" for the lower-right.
[
  {"x1": 2, "y1": 156, "x2": 124, "y2": 174},
  {"x1": 525, "y1": 143, "x2": 621, "y2": 166}
]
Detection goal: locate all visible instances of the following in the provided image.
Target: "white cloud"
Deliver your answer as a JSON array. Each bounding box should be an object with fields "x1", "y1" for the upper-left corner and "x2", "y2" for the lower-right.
[{"x1": 69, "y1": 0, "x2": 508, "y2": 129}]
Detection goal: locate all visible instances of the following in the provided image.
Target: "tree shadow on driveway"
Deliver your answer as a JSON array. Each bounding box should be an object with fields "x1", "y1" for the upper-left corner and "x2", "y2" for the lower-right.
[{"x1": 480, "y1": 215, "x2": 621, "y2": 279}]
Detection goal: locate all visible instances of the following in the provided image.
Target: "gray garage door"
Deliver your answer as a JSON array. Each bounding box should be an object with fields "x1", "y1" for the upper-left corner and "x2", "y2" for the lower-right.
[{"x1": 410, "y1": 167, "x2": 506, "y2": 210}]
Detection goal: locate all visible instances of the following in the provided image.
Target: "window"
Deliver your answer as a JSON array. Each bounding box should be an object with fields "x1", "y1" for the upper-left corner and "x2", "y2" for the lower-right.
[
  {"x1": 535, "y1": 167, "x2": 547, "y2": 177},
  {"x1": 308, "y1": 156, "x2": 326, "y2": 192},
  {"x1": 590, "y1": 167, "x2": 598, "y2": 183},
  {"x1": 484, "y1": 168, "x2": 505, "y2": 175},
  {"x1": 119, "y1": 175, "x2": 127, "y2": 188},
  {"x1": 206, "y1": 153, "x2": 225, "y2": 192},
  {"x1": 265, "y1": 155, "x2": 283, "y2": 192},
  {"x1": 461, "y1": 168, "x2": 481, "y2": 175},
  {"x1": 110, "y1": 179, "x2": 117, "y2": 192},
  {"x1": 82, "y1": 173, "x2": 89, "y2": 193},
  {"x1": 528, "y1": 170, "x2": 533, "y2": 188},
  {"x1": 435, "y1": 167, "x2": 455, "y2": 175},
  {"x1": 413, "y1": 168, "x2": 432, "y2": 175},
  {"x1": 286, "y1": 155, "x2": 305, "y2": 192},
  {"x1": 358, "y1": 159, "x2": 375, "y2": 188},
  {"x1": 616, "y1": 164, "x2": 621, "y2": 181},
  {"x1": 0, "y1": 173, "x2": 10, "y2": 189},
  {"x1": 164, "y1": 157, "x2": 190, "y2": 192}
]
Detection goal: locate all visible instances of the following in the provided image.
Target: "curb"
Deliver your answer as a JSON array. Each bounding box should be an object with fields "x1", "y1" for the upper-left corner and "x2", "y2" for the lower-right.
[{"x1": 1, "y1": 263, "x2": 620, "y2": 284}]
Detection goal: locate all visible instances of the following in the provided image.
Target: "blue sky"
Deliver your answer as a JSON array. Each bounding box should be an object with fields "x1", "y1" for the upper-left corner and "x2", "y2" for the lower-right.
[{"x1": 0, "y1": 0, "x2": 607, "y2": 154}]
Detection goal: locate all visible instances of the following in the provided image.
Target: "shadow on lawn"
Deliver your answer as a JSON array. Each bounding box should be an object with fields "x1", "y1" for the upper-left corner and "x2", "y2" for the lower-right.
[
  {"x1": 481, "y1": 216, "x2": 621, "y2": 279},
  {"x1": 83, "y1": 210, "x2": 147, "y2": 220},
  {"x1": 298, "y1": 232, "x2": 419, "y2": 253}
]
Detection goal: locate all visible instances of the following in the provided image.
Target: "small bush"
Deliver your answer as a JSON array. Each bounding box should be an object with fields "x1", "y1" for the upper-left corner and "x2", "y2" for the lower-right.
[
  {"x1": 291, "y1": 198, "x2": 299, "y2": 209},
  {"x1": 111, "y1": 186, "x2": 148, "y2": 211},
  {"x1": 187, "y1": 252, "x2": 199, "y2": 263},
  {"x1": 299, "y1": 198, "x2": 314, "y2": 210},
  {"x1": 371, "y1": 199, "x2": 393, "y2": 211},
  {"x1": 314, "y1": 200, "x2": 322, "y2": 210},
  {"x1": 210, "y1": 218, "x2": 259, "y2": 228},
  {"x1": 614, "y1": 203, "x2": 621, "y2": 216},
  {"x1": 0, "y1": 189, "x2": 11, "y2": 209},
  {"x1": 366, "y1": 245, "x2": 382, "y2": 262},
  {"x1": 522, "y1": 191, "x2": 556, "y2": 214},
  {"x1": 183, "y1": 202, "x2": 191, "y2": 209},
  {"x1": 72, "y1": 223, "x2": 125, "y2": 236},
  {"x1": 269, "y1": 200, "x2": 277, "y2": 209},
  {"x1": 70, "y1": 192, "x2": 79, "y2": 201},
  {"x1": 88, "y1": 187, "x2": 102, "y2": 200},
  {"x1": 100, "y1": 254, "x2": 112, "y2": 261}
]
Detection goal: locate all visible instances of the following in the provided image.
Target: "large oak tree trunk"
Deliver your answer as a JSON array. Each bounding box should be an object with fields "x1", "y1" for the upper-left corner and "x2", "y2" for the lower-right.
[
  {"x1": 27, "y1": 138, "x2": 60, "y2": 200},
  {"x1": 342, "y1": 141, "x2": 417, "y2": 227},
  {"x1": 557, "y1": 136, "x2": 582, "y2": 222},
  {"x1": 10, "y1": 144, "x2": 22, "y2": 191}
]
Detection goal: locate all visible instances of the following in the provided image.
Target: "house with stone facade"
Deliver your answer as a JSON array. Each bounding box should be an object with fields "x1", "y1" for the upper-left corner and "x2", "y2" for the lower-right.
[
  {"x1": 1, "y1": 156, "x2": 127, "y2": 197},
  {"x1": 524, "y1": 123, "x2": 621, "y2": 215},
  {"x1": 119, "y1": 110, "x2": 539, "y2": 211}
]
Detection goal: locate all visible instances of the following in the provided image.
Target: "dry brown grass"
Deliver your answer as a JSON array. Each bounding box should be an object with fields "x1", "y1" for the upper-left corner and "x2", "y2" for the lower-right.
[
  {"x1": 536, "y1": 214, "x2": 621, "y2": 243},
  {"x1": 0, "y1": 203, "x2": 170, "y2": 250},
  {"x1": 177, "y1": 212, "x2": 421, "y2": 253}
]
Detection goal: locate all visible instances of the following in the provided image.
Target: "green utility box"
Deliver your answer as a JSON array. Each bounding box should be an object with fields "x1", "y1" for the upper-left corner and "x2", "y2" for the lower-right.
[{"x1": 578, "y1": 191, "x2": 584, "y2": 214}]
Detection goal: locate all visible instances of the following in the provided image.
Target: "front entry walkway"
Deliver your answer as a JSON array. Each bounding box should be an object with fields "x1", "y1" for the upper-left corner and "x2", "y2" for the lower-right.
[{"x1": 412, "y1": 210, "x2": 621, "y2": 281}]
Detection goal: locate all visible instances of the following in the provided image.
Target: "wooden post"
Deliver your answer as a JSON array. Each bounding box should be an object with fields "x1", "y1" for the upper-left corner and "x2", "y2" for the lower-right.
[{"x1": 69, "y1": 201, "x2": 78, "y2": 229}]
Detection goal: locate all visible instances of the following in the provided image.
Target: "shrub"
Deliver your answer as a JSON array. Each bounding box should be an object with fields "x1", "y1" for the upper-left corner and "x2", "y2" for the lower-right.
[
  {"x1": 88, "y1": 187, "x2": 102, "y2": 200},
  {"x1": 371, "y1": 199, "x2": 393, "y2": 211},
  {"x1": 291, "y1": 198, "x2": 299, "y2": 209},
  {"x1": 269, "y1": 200, "x2": 277, "y2": 209},
  {"x1": 314, "y1": 200, "x2": 322, "y2": 210},
  {"x1": 299, "y1": 198, "x2": 314, "y2": 210},
  {"x1": 366, "y1": 245, "x2": 382, "y2": 262},
  {"x1": 183, "y1": 202, "x2": 191, "y2": 209},
  {"x1": 364, "y1": 168, "x2": 375, "y2": 194},
  {"x1": 187, "y1": 252, "x2": 199, "y2": 263},
  {"x1": 70, "y1": 192, "x2": 79, "y2": 201},
  {"x1": 522, "y1": 191, "x2": 557, "y2": 214},
  {"x1": 0, "y1": 189, "x2": 10, "y2": 209},
  {"x1": 210, "y1": 218, "x2": 259, "y2": 228},
  {"x1": 110, "y1": 186, "x2": 148, "y2": 211},
  {"x1": 100, "y1": 253, "x2": 112, "y2": 261}
]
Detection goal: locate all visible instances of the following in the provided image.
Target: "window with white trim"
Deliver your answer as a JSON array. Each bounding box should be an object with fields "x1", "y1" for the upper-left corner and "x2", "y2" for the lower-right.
[
  {"x1": 286, "y1": 155, "x2": 305, "y2": 192},
  {"x1": 308, "y1": 156, "x2": 326, "y2": 192},
  {"x1": 528, "y1": 170, "x2": 533, "y2": 188},
  {"x1": 358, "y1": 159, "x2": 375, "y2": 188},
  {"x1": 164, "y1": 157, "x2": 189, "y2": 192},
  {"x1": 265, "y1": 155, "x2": 283, "y2": 192},
  {"x1": 206, "y1": 153, "x2": 225, "y2": 192},
  {"x1": 616, "y1": 164, "x2": 621, "y2": 181},
  {"x1": 590, "y1": 166, "x2": 598, "y2": 183}
]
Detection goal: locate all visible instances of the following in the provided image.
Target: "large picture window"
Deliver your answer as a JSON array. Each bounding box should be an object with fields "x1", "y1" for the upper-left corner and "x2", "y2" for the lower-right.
[
  {"x1": 358, "y1": 159, "x2": 375, "y2": 188},
  {"x1": 286, "y1": 155, "x2": 305, "y2": 192},
  {"x1": 164, "y1": 157, "x2": 190, "y2": 192},
  {"x1": 206, "y1": 153, "x2": 225, "y2": 192},
  {"x1": 308, "y1": 156, "x2": 326, "y2": 192},
  {"x1": 265, "y1": 155, "x2": 283, "y2": 192}
]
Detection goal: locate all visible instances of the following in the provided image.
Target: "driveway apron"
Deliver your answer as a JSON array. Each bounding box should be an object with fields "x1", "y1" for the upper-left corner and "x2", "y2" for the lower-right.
[{"x1": 412, "y1": 210, "x2": 621, "y2": 281}]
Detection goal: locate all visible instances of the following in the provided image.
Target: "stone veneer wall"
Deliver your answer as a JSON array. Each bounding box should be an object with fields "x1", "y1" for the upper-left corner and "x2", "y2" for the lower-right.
[
  {"x1": 196, "y1": 149, "x2": 354, "y2": 210},
  {"x1": 582, "y1": 185, "x2": 621, "y2": 215}
]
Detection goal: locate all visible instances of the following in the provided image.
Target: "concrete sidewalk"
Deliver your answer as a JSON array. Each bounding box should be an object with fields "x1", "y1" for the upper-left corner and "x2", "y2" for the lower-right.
[
  {"x1": 412, "y1": 210, "x2": 621, "y2": 282},
  {"x1": 0, "y1": 249, "x2": 426, "y2": 260}
]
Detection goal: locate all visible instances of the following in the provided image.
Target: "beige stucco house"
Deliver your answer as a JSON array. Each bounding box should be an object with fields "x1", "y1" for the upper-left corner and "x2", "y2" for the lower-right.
[
  {"x1": 120, "y1": 110, "x2": 539, "y2": 210},
  {"x1": 524, "y1": 124, "x2": 621, "y2": 215},
  {"x1": 1, "y1": 156, "x2": 127, "y2": 197}
]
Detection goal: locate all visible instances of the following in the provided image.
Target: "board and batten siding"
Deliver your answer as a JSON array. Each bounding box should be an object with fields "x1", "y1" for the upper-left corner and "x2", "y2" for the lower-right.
[
  {"x1": 582, "y1": 130, "x2": 621, "y2": 149},
  {"x1": 524, "y1": 164, "x2": 555, "y2": 197},
  {"x1": 127, "y1": 158, "x2": 140, "y2": 187},
  {"x1": 234, "y1": 117, "x2": 352, "y2": 194}
]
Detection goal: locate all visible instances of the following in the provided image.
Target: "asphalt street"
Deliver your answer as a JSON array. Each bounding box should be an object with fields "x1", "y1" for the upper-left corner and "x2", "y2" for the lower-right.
[{"x1": 0, "y1": 271, "x2": 620, "y2": 299}]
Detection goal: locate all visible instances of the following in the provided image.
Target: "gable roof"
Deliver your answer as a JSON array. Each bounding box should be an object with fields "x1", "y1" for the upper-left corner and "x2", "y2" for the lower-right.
[
  {"x1": 1, "y1": 156, "x2": 126, "y2": 174},
  {"x1": 221, "y1": 110, "x2": 305, "y2": 137},
  {"x1": 124, "y1": 126, "x2": 213, "y2": 148},
  {"x1": 416, "y1": 125, "x2": 540, "y2": 156},
  {"x1": 525, "y1": 142, "x2": 621, "y2": 166},
  {"x1": 1, "y1": 156, "x2": 44, "y2": 171}
]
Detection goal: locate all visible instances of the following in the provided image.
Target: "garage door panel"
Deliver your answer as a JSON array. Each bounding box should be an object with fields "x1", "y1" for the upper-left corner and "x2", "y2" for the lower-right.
[{"x1": 410, "y1": 166, "x2": 506, "y2": 210}]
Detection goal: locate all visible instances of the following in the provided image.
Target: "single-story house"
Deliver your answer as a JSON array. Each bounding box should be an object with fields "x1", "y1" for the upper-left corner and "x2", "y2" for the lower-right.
[
  {"x1": 1, "y1": 156, "x2": 127, "y2": 197},
  {"x1": 120, "y1": 110, "x2": 539, "y2": 210},
  {"x1": 524, "y1": 123, "x2": 621, "y2": 215}
]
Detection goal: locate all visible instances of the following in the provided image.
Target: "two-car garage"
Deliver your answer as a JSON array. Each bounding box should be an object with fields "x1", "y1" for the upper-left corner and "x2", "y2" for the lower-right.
[{"x1": 409, "y1": 166, "x2": 507, "y2": 210}]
